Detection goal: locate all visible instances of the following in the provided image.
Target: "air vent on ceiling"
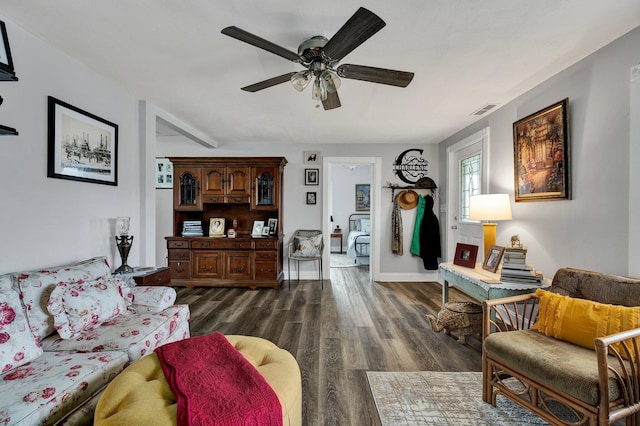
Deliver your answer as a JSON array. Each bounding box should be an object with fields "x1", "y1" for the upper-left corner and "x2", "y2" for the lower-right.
[{"x1": 470, "y1": 104, "x2": 498, "y2": 116}]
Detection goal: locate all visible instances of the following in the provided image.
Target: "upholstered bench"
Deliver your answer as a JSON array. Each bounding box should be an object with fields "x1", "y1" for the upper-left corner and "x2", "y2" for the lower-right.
[{"x1": 94, "y1": 334, "x2": 302, "y2": 425}]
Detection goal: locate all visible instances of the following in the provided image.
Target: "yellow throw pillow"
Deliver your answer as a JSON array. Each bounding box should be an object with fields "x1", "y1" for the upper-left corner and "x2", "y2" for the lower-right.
[{"x1": 532, "y1": 289, "x2": 640, "y2": 357}]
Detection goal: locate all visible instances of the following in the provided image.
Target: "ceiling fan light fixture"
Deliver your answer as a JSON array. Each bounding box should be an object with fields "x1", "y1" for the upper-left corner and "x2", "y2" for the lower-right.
[
  {"x1": 320, "y1": 70, "x2": 341, "y2": 92},
  {"x1": 291, "y1": 70, "x2": 312, "y2": 91},
  {"x1": 312, "y1": 77, "x2": 327, "y2": 101}
]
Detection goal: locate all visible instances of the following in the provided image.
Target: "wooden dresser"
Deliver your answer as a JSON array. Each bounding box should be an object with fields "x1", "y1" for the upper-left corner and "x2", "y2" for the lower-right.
[{"x1": 166, "y1": 157, "x2": 286, "y2": 288}]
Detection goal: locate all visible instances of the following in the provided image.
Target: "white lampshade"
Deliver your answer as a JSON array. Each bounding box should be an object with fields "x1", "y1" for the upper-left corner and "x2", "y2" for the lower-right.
[{"x1": 469, "y1": 194, "x2": 512, "y2": 221}]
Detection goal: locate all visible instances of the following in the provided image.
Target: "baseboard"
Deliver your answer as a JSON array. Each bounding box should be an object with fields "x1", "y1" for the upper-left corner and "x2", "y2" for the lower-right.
[
  {"x1": 286, "y1": 270, "x2": 440, "y2": 282},
  {"x1": 375, "y1": 271, "x2": 440, "y2": 282}
]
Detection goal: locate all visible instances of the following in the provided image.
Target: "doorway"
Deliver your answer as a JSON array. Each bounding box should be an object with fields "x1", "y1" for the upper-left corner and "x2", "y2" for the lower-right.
[
  {"x1": 446, "y1": 128, "x2": 489, "y2": 261},
  {"x1": 322, "y1": 157, "x2": 382, "y2": 282}
]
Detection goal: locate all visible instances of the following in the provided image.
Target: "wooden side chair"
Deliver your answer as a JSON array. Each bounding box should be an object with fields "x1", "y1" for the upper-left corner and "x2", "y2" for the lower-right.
[{"x1": 287, "y1": 230, "x2": 324, "y2": 290}]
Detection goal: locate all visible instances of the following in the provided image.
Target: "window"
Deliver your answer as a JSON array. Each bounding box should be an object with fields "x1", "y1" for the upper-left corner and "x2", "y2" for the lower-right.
[{"x1": 460, "y1": 154, "x2": 480, "y2": 221}]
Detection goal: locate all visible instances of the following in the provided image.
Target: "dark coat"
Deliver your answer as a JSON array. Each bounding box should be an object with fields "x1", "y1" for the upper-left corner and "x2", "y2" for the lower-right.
[{"x1": 419, "y1": 195, "x2": 441, "y2": 270}]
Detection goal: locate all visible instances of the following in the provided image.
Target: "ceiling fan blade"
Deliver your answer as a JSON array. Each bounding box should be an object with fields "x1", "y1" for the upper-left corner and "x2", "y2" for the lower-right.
[
  {"x1": 322, "y1": 91, "x2": 341, "y2": 110},
  {"x1": 321, "y1": 7, "x2": 386, "y2": 63},
  {"x1": 221, "y1": 26, "x2": 302, "y2": 62},
  {"x1": 241, "y1": 73, "x2": 296, "y2": 92},
  {"x1": 337, "y1": 64, "x2": 414, "y2": 87}
]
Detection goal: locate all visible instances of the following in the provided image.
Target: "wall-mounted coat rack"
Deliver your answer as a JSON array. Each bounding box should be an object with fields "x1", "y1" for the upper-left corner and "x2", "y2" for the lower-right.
[{"x1": 383, "y1": 177, "x2": 437, "y2": 202}]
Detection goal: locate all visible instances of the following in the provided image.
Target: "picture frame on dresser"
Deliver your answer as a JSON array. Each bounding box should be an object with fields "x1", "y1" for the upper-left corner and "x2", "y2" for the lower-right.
[
  {"x1": 251, "y1": 220, "x2": 264, "y2": 237},
  {"x1": 209, "y1": 218, "x2": 225, "y2": 237},
  {"x1": 47, "y1": 96, "x2": 118, "y2": 186}
]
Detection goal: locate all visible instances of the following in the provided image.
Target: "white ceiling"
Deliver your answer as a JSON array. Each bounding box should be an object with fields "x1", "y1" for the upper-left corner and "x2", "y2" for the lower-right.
[{"x1": 2, "y1": 1, "x2": 639, "y2": 145}]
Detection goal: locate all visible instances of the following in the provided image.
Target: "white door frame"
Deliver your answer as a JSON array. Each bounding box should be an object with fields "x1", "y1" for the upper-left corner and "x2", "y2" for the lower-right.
[
  {"x1": 446, "y1": 128, "x2": 490, "y2": 261},
  {"x1": 322, "y1": 157, "x2": 382, "y2": 282}
]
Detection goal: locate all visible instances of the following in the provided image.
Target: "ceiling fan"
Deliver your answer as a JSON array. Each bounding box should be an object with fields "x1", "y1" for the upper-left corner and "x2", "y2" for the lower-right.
[{"x1": 221, "y1": 7, "x2": 414, "y2": 110}]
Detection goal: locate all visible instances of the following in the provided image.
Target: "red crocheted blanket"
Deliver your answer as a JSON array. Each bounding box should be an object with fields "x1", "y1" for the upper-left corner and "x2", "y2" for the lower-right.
[{"x1": 155, "y1": 332, "x2": 282, "y2": 426}]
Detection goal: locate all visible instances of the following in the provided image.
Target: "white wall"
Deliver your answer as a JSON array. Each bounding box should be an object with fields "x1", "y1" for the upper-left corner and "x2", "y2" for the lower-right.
[
  {"x1": 439, "y1": 25, "x2": 640, "y2": 278},
  {"x1": 155, "y1": 140, "x2": 440, "y2": 280},
  {"x1": 0, "y1": 17, "x2": 140, "y2": 274}
]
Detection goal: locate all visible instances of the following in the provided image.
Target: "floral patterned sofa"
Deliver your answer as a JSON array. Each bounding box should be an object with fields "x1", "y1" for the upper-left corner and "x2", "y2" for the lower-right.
[{"x1": 0, "y1": 257, "x2": 190, "y2": 426}]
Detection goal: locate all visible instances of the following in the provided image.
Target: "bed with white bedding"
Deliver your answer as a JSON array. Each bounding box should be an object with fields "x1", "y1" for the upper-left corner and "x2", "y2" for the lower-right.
[{"x1": 346, "y1": 213, "x2": 370, "y2": 265}]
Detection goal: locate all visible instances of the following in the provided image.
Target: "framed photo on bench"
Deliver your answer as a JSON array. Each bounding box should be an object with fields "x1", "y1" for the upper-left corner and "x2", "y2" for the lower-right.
[
  {"x1": 483, "y1": 245, "x2": 505, "y2": 273},
  {"x1": 453, "y1": 243, "x2": 478, "y2": 268}
]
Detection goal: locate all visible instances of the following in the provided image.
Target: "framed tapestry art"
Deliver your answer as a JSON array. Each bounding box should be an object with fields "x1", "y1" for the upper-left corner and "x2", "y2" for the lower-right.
[
  {"x1": 513, "y1": 98, "x2": 570, "y2": 202},
  {"x1": 47, "y1": 96, "x2": 118, "y2": 186}
]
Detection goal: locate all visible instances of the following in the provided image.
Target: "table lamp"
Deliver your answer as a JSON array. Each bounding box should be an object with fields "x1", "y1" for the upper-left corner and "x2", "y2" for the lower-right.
[
  {"x1": 114, "y1": 216, "x2": 134, "y2": 274},
  {"x1": 469, "y1": 194, "x2": 512, "y2": 259}
]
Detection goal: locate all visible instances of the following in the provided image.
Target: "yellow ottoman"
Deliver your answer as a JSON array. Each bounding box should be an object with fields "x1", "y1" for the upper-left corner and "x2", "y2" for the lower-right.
[{"x1": 95, "y1": 335, "x2": 302, "y2": 426}]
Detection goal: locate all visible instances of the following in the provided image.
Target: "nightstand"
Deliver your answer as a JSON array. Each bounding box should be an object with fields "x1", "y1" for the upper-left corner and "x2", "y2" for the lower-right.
[
  {"x1": 330, "y1": 233, "x2": 343, "y2": 254},
  {"x1": 131, "y1": 266, "x2": 171, "y2": 286}
]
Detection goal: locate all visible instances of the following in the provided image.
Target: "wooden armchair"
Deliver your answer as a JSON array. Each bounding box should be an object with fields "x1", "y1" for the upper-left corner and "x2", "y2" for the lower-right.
[{"x1": 482, "y1": 268, "x2": 640, "y2": 425}]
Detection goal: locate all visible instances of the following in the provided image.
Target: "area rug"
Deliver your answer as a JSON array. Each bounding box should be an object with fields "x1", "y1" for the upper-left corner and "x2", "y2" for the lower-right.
[
  {"x1": 367, "y1": 371, "x2": 549, "y2": 425},
  {"x1": 330, "y1": 253, "x2": 366, "y2": 268}
]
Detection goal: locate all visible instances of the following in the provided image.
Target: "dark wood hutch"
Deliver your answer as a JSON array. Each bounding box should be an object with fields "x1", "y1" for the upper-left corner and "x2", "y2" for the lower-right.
[{"x1": 166, "y1": 157, "x2": 286, "y2": 288}]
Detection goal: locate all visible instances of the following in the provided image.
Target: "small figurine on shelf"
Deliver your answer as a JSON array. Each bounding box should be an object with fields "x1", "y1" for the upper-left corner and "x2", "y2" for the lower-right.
[
  {"x1": 509, "y1": 234, "x2": 522, "y2": 248},
  {"x1": 334, "y1": 225, "x2": 341, "y2": 233}
]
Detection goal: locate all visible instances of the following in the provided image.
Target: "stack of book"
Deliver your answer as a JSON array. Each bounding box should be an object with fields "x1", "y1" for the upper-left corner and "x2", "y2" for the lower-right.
[
  {"x1": 182, "y1": 220, "x2": 203, "y2": 237},
  {"x1": 500, "y1": 247, "x2": 543, "y2": 285}
]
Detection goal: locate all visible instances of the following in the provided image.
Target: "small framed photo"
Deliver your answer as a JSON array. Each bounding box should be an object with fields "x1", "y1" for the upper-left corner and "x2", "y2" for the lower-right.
[
  {"x1": 305, "y1": 168, "x2": 319, "y2": 185},
  {"x1": 355, "y1": 183, "x2": 370, "y2": 211},
  {"x1": 304, "y1": 151, "x2": 320, "y2": 165},
  {"x1": 306, "y1": 192, "x2": 317, "y2": 205},
  {"x1": 483, "y1": 245, "x2": 505, "y2": 273},
  {"x1": 209, "y1": 218, "x2": 225, "y2": 237},
  {"x1": 155, "y1": 158, "x2": 173, "y2": 189},
  {"x1": 267, "y1": 218, "x2": 278, "y2": 236},
  {"x1": 227, "y1": 229, "x2": 236, "y2": 238},
  {"x1": 251, "y1": 220, "x2": 264, "y2": 237},
  {"x1": 453, "y1": 243, "x2": 478, "y2": 268},
  {"x1": 0, "y1": 21, "x2": 16, "y2": 79},
  {"x1": 47, "y1": 96, "x2": 118, "y2": 186},
  {"x1": 261, "y1": 226, "x2": 270, "y2": 236}
]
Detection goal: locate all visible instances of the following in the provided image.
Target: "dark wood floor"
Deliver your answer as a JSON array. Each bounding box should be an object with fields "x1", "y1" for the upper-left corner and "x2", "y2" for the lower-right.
[{"x1": 175, "y1": 263, "x2": 482, "y2": 426}]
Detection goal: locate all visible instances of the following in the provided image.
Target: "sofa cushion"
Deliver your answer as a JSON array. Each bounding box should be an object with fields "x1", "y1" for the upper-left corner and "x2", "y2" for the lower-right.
[
  {"x1": 130, "y1": 286, "x2": 176, "y2": 313},
  {"x1": 0, "y1": 350, "x2": 128, "y2": 426},
  {"x1": 40, "y1": 305, "x2": 191, "y2": 362},
  {"x1": 0, "y1": 278, "x2": 43, "y2": 373},
  {"x1": 484, "y1": 329, "x2": 623, "y2": 406},
  {"x1": 17, "y1": 257, "x2": 112, "y2": 340},
  {"x1": 551, "y1": 267, "x2": 640, "y2": 306},
  {"x1": 47, "y1": 277, "x2": 133, "y2": 339},
  {"x1": 533, "y1": 289, "x2": 640, "y2": 356}
]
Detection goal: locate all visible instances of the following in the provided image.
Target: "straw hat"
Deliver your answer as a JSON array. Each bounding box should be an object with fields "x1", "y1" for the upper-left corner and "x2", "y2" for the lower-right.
[{"x1": 397, "y1": 190, "x2": 419, "y2": 210}]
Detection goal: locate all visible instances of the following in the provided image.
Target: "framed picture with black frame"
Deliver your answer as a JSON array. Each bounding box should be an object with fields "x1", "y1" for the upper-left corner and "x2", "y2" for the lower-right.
[
  {"x1": 0, "y1": 21, "x2": 17, "y2": 80},
  {"x1": 47, "y1": 96, "x2": 118, "y2": 186},
  {"x1": 306, "y1": 192, "x2": 317, "y2": 205},
  {"x1": 305, "y1": 168, "x2": 319, "y2": 185},
  {"x1": 453, "y1": 243, "x2": 478, "y2": 268}
]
